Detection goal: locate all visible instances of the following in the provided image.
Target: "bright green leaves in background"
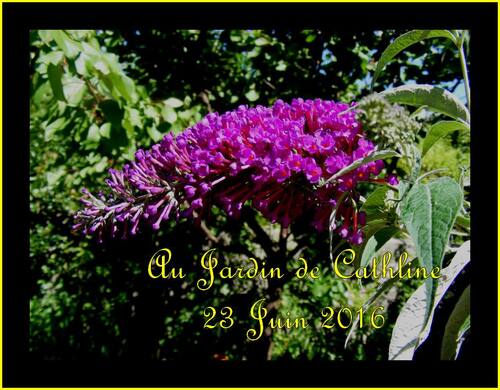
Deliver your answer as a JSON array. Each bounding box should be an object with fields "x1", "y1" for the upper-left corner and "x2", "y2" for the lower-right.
[{"x1": 32, "y1": 30, "x2": 200, "y2": 155}]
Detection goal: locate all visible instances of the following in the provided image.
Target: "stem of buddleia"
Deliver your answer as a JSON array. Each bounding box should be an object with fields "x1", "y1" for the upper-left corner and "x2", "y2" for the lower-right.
[{"x1": 458, "y1": 33, "x2": 471, "y2": 112}]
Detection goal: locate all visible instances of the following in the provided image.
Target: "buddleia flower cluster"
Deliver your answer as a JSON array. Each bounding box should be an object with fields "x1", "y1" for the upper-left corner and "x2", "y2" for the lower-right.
[{"x1": 73, "y1": 98, "x2": 397, "y2": 244}]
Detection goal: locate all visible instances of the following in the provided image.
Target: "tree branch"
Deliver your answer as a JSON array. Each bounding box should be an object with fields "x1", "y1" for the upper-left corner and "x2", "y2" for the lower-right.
[{"x1": 241, "y1": 206, "x2": 276, "y2": 258}]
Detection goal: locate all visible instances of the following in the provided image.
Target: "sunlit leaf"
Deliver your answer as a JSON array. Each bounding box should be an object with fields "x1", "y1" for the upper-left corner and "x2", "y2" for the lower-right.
[
  {"x1": 245, "y1": 90, "x2": 260, "y2": 102},
  {"x1": 161, "y1": 106, "x2": 177, "y2": 124},
  {"x1": 147, "y1": 124, "x2": 163, "y2": 142},
  {"x1": 380, "y1": 84, "x2": 469, "y2": 123},
  {"x1": 94, "y1": 60, "x2": 110, "y2": 75},
  {"x1": 44, "y1": 118, "x2": 66, "y2": 141},
  {"x1": 255, "y1": 37, "x2": 270, "y2": 46},
  {"x1": 99, "y1": 123, "x2": 112, "y2": 139},
  {"x1": 422, "y1": 120, "x2": 469, "y2": 156},
  {"x1": 372, "y1": 30, "x2": 457, "y2": 88},
  {"x1": 87, "y1": 123, "x2": 100, "y2": 143},
  {"x1": 164, "y1": 97, "x2": 184, "y2": 108},
  {"x1": 389, "y1": 241, "x2": 470, "y2": 360},
  {"x1": 63, "y1": 77, "x2": 86, "y2": 106},
  {"x1": 51, "y1": 30, "x2": 81, "y2": 59},
  {"x1": 40, "y1": 51, "x2": 64, "y2": 66}
]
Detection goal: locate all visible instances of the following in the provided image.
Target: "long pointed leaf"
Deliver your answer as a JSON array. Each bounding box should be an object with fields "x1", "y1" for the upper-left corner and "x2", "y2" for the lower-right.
[
  {"x1": 400, "y1": 177, "x2": 463, "y2": 328},
  {"x1": 359, "y1": 227, "x2": 399, "y2": 268},
  {"x1": 388, "y1": 241, "x2": 470, "y2": 360},
  {"x1": 344, "y1": 258, "x2": 415, "y2": 348},
  {"x1": 372, "y1": 30, "x2": 457, "y2": 89},
  {"x1": 422, "y1": 120, "x2": 470, "y2": 157},
  {"x1": 380, "y1": 84, "x2": 469, "y2": 123},
  {"x1": 323, "y1": 149, "x2": 399, "y2": 186},
  {"x1": 440, "y1": 285, "x2": 470, "y2": 360}
]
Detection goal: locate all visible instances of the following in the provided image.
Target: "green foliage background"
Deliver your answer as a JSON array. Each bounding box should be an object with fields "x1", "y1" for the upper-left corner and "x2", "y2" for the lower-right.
[{"x1": 30, "y1": 29, "x2": 468, "y2": 360}]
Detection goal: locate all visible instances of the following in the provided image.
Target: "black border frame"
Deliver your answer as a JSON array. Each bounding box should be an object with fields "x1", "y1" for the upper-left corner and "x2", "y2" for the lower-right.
[{"x1": 4, "y1": 2, "x2": 498, "y2": 387}]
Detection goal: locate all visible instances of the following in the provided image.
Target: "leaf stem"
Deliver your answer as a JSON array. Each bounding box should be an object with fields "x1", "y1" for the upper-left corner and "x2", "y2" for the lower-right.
[{"x1": 458, "y1": 34, "x2": 471, "y2": 111}]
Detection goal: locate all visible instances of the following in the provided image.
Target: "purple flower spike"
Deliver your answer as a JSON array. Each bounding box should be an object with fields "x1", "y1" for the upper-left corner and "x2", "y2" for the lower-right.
[{"x1": 74, "y1": 98, "x2": 393, "y2": 244}]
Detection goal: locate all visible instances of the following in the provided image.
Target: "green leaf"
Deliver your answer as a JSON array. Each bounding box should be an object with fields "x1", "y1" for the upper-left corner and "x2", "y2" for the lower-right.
[
  {"x1": 44, "y1": 118, "x2": 66, "y2": 141},
  {"x1": 455, "y1": 214, "x2": 470, "y2": 229},
  {"x1": 121, "y1": 117, "x2": 135, "y2": 141},
  {"x1": 345, "y1": 256, "x2": 416, "y2": 347},
  {"x1": 380, "y1": 84, "x2": 469, "y2": 123},
  {"x1": 74, "y1": 53, "x2": 91, "y2": 76},
  {"x1": 361, "y1": 186, "x2": 391, "y2": 220},
  {"x1": 47, "y1": 64, "x2": 66, "y2": 102},
  {"x1": 161, "y1": 106, "x2": 177, "y2": 124},
  {"x1": 80, "y1": 41, "x2": 101, "y2": 58},
  {"x1": 126, "y1": 108, "x2": 143, "y2": 128},
  {"x1": 87, "y1": 123, "x2": 100, "y2": 143},
  {"x1": 94, "y1": 60, "x2": 110, "y2": 75},
  {"x1": 245, "y1": 90, "x2": 260, "y2": 102},
  {"x1": 410, "y1": 105, "x2": 428, "y2": 118},
  {"x1": 164, "y1": 97, "x2": 184, "y2": 108},
  {"x1": 94, "y1": 157, "x2": 108, "y2": 173},
  {"x1": 38, "y1": 30, "x2": 54, "y2": 44},
  {"x1": 147, "y1": 125, "x2": 163, "y2": 142},
  {"x1": 359, "y1": 227, "x2": 399, "y2": 268},
  {"x1": 109, "y1": 74, "x2": 137, "y2": 103},
  {"x1": 400, "y1": 177, "x2": 463, "y2": 328},
  {"x1": 398, "y1": 180, "x2": 410, "y2": 201},
  {"x1": 422, "y1": 120, "x2": 469, "y2": 156},
  {"x1": 230, "y1": 34, "x2": 241, "y2": 42},
  {"x1": 275, "y1": 61, "x2": 287, "y2": 71},
  {"x1": 323, "y1": 149, "x2": 399, "y2": 185},
  {"x1": 409, "y1": 144, "x2": 422, "y2": 184},
  {"x1": 255, "y1": 37, "x2": 270, "y2": 46},
  {"x1": 63, "y1": 77, "x2": 86, "y2": 106},
  {"x1": 51, "y1": 30, "x2": 81, "y2": 59},
  {"x1": 40, "y1": 51, "x2": 64, "y2": 66},
  {"x1": 352, "y1": 187, "x2": 397, "y2": 268},
  {"x1": 454, "y1": 313, "x2": 471, "y2": 359},
  {"x1": 46, "y1": 166, "x2": 66, "y2": 186},
  {"x1": 458, "y1": 313, "x2": 470, "y2": 337},
  {"x1": 99, "y1": 123, "x2": 112, "y2": 139},
  {"x1": 388, "y1": 241, "x2": 470, "y2": 360},
  {"x1": 305, "y1": 34, "x2": 317, "y2": 43},
  {"x1": 440, "y1": 285, "x2": 470, "y2": 360},
  {"x1": 372, "y1": 30, "x2": 457, "y2": 89},
  {"x1": 99, "y1": 100, "x2": 124, "y2": 127},
  {"x1": 145, "y1": 106, "x2": 160, "y2": 123}
]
